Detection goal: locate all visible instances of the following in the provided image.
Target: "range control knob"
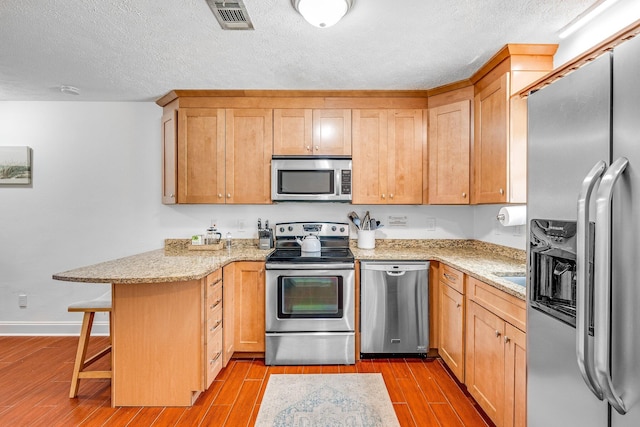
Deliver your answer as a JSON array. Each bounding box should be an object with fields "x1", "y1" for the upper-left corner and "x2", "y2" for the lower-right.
[
  {"x1": 339, "y1": 227, "x2": 345, "y2": 233},
  {"x1": 279, "y1": 227, "x2": 285, "y2": 233},
  {"x1": 331, "y1": 226, "x2": 337, "y2": 232},
  {"x1": 288, "y1": 226, "x2": 294, "y2": 231}
]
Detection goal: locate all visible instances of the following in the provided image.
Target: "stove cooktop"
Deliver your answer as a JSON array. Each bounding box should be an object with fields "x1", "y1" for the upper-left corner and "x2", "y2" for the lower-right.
[{"x1": 266, "y1": 247, "x2": 354, "y2": 263}]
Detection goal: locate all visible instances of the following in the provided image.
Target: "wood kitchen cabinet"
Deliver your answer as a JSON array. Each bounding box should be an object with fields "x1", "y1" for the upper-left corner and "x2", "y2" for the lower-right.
[
  {"x1": 225, "y1": 109, "x2": 272, "y2": 204},
  {"x1": 471, "y1": 44, "x2": 557, "y2": 204},
  {"x1": 230, "y1": 261, "x2": 266, "y2": 353},
  {"x1": 222, "y1": 263, "x2": 235, "y2": 366},
  {"x1": 465, "y1": 276, "x2": 526, "y2": 427},
  {"x1": 438, "y1": 264, "x2": 466, "y2": 382},
  {"x1": 161, "y1": 110, "x2": 178, "y2": 204},
  {"x1": 352, "y1": 109, "x2": 424, "y2": 204},
  {"x1": 111, "y1": 268, "x2": 226, "y2": 406},
  {"x1": 273, "y1": 108, "x2": 351, "y2": 156},
  {"x1": 427, "y1": 87, "x2": 472, "y2": 204},
  {"x1": 166, "y1": 107, "x2": 272, "y2": 204}
]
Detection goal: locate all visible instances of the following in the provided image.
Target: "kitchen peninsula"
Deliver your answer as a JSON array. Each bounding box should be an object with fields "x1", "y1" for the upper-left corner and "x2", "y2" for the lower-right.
[{"x1": 53, "y1": 239, "x2": 525, "y2": 408}]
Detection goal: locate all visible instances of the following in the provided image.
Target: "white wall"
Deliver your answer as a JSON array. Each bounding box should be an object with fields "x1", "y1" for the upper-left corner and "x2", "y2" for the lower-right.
[{"x1": 1, "y1": 101, "x2": 525, "y2": 335}]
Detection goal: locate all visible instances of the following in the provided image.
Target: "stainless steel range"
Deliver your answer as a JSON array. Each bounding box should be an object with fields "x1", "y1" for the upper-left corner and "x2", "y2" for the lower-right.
[{"x1": 265, "y1": 221, "x2": 355, "y2": 365}]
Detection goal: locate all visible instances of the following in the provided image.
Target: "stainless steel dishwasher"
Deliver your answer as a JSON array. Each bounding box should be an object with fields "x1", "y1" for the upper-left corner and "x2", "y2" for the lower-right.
[{"x1": 360, "y1": 261, "x2": 429, "y2": 356}]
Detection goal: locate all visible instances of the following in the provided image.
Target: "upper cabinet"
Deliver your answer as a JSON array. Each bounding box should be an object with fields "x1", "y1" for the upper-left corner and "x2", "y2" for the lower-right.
[
  {"x1": 161, "y1": 105, "x2": 272, "y2": 205},
  {"x1": 471, "y1": 44, "x2": 557, "y2": 204},
  {"x1": 352, "y1": 109, "x2": 424, "y2": 204},
  {"x1": 427, "y1": 86, "x2": 473, "y2": 204},
  {"x1": 225, "y1": 109, "x2": 273, "y2": 204},
  {"x1": 273, "y1": 108, "x2": 351, "y2": 156}
]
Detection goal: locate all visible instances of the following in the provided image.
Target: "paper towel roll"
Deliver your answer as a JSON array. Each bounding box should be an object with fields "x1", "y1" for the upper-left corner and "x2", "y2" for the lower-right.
[{"x1": 497, "y1": 206, "x2": 526, "y2": 226}]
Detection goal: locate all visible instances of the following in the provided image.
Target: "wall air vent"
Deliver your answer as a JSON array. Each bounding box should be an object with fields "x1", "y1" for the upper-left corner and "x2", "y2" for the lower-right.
[{"x1": 205, "y1": 0, "x2": 254, "y2": 30}]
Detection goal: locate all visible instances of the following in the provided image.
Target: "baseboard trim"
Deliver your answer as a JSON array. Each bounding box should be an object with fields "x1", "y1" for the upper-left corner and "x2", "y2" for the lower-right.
[{"x1": 0, "y1": 321, "x2": 110, "y2": 336}]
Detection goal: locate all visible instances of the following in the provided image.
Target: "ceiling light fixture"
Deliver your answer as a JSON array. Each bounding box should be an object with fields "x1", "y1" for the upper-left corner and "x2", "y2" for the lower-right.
[
  {"x1": 60, "y1": 85, "x2": 80, "y2": 95},
  {"x1": 292, "y1": 0, "x2": 353, "y2": 28},
  {"x1": 558, "y1": 0, "x2": 620, "y2": 39}
]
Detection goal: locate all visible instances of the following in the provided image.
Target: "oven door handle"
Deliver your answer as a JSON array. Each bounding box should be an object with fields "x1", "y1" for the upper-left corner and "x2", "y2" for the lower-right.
[
  {"x1": 576, "y1": 160, "x2": 606, "y2": 400},
  {"x1": 266, "y1": 263, "x2": 354, "y2": 270}
]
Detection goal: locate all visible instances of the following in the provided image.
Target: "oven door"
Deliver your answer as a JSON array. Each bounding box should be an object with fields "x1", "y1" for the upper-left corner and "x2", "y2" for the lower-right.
[{"x1": 265, "y1": 266, "x2": 355, "y2": 332}]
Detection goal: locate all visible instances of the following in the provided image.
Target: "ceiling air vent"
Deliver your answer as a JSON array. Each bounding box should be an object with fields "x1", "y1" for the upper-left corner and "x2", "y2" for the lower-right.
[{"x1": 205, "y1": 0, "x2": 254, "y2": 30}]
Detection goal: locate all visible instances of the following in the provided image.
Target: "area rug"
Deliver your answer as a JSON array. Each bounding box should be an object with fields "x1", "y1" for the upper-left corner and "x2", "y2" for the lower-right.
[{"x1": 255, "y1": 373, "x2": 400, "y2": 427}]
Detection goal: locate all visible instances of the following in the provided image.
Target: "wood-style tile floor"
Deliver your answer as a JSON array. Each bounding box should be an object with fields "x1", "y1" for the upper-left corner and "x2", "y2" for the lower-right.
[{"x1": 0, "y1": 336, "x2": 494, "y2": 426}]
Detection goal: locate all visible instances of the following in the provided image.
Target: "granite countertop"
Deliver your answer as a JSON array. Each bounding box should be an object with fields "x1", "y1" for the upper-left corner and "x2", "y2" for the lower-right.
[{"x1": 53, "y1": 239, "x2": 526, "y2": 299}]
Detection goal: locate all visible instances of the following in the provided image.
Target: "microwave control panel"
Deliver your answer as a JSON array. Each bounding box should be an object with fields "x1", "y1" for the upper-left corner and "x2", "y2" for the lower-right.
[{"x1": 341, "y1": 170, "x2": 352, "y2": 194}]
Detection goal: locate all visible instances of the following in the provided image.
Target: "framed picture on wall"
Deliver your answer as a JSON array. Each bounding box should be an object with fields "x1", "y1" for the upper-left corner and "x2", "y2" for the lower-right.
[{"x1": 0, "y1": 146, "x2": 32, "y2": 185}]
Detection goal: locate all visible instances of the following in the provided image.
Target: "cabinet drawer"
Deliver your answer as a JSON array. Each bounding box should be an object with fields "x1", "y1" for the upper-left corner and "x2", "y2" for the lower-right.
[
  {"x1": 207, "y1": 305, "x2": 223, "y2": 338},
  {"x1": 207, "y1": 269, "x2": 223, "y2": 288},
  {"x1": 207, "y1": 282, "x2": 223, "y2": 312},
  {"x1": 205, "y1": 328, "x2": 223, "y2": 386},
  {"x1": 440, "y1": 264, "x2": 465, "y2": 293},
  {"x1": 467, "y1": 277, "x2": 526, "y2": 332}
]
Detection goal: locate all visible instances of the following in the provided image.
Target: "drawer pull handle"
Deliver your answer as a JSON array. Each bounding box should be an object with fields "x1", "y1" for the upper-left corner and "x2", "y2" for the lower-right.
[
  {"x1": 210, "y1": 320, "x2": 222, "y2": 332},
  {"x1": 210, "y1": 352, "x2": 222, "y2": 364},
  {"x1": 209, "y1": 278, "x2": 222, "y2": 287},
  {"x1": 210, "y1": 299, "x2": 222, "y2": 310},
  {"x1": 443, "y1": 273, "x2": 457, "y2": 281}
]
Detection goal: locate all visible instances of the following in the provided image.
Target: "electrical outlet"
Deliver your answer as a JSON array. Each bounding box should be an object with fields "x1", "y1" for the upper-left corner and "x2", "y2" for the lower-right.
[
  {"x1": 426, "y1": 218, "x2": 436, "y2": 231},
  {"x1": 238, "y1": 219, "x2": 246, "y2": 231},
  {"x1": 18, "y1": 294, "x2": 27, "y2": 308}
]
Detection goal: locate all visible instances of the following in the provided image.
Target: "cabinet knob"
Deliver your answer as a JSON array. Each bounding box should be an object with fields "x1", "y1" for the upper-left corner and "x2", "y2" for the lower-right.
[
  {"x1": 218, "y1": 193, "x2": 223, "y2": 198},
  {"x1": 462, "y1": 192, "x2": 466, "y2": 198},
  {"x1": 381, "y1": 194, "x2": 386, "y2": 199},
  {"x1": 499, "y1": 188, "x2": 504, "y2": 195},
  {"x1": 390, "y1": 193, "x2": 394, "y2": 199},
  {"x1": 227, "y1": 193, "x2": 231, "y2": 198},
  {"x1": 495, "y1": 330, "x2": 501, "y2": 338},
  {"x1": 456, "y1": 303, "x2": 461, "y2": 308},
  {"x1": 504, "y1": 336, "x2": 511, "y2": 344},
  {"x1": 315, "y1": 145, "x2": 319, "y2": 151},
  {"x1": 306, "y1": 145, "x2": 311, "y2": 151},
  {"x1": 169, "y1": 193, "x2": 175, "y2": 199}
]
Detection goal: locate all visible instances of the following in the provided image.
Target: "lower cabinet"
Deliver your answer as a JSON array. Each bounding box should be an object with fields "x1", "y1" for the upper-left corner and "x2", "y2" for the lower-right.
[
  {"x1": 465, "y1": 277, "x2": 526, "y2": 427},
  {"x1": 204, "y1": 269, "x2": 223, "y2": 388},
  {"x1": 228, "y1": 261, "x2": 266, "y2": 353},
  {"x1": 438, "y1": 265, "x2": 466, "y2": 382}
]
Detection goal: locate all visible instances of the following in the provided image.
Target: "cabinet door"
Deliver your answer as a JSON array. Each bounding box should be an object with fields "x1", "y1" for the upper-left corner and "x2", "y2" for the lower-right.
[
  {"x1": 222, "y1": 264, "x2": 235, "y2": 366},
  {"x1": 466, "y1": 300, "x2": 505, "y2": 426},
  {"x1": 312, "y1": 109, "x2": 352, "y2": 155},
  {"x1": 352, "y1": 109, "x2": 387, "y2": 204},
  {"x1": 439, "y1": 282, "x2": 465, "y2": 382},
  {"x1": 473, "y1": 73, "x2": 509, "y2": 204},
  {"x1": 177, "y1": 108, "x2": 226, "y2": 204},
  {"x1": 225, "y1": 109, "x2": 273, "y2": 204},
  {"x1": 428, "y1": 100, "x2": 470, "y2": 204},
  {"x1": 387, "y1": 109, "x2": 424, "y2": 204},
  {"x1": 273, "y1": 109, "x2": 313, "y2": 155},
  {"x1": 233, "y1": 262, "x2": 265, "y2": 352},
  {"x1": 161, "y1": 110, "x2": 177, "y2": 204},
  {"x1": 504, "y1": 323, "x2": 526, "y2": 427}
]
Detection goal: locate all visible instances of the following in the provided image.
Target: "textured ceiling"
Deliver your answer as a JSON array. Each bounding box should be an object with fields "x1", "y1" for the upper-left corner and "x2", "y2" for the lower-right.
[{"x1": 0, "y1": 0, "x2": 595, "y2": 102}]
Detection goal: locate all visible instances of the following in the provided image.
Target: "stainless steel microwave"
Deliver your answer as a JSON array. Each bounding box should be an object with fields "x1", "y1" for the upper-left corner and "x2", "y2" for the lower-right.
[{"x1": 271, "y1": 157, "x2": 352, "y2": 202}]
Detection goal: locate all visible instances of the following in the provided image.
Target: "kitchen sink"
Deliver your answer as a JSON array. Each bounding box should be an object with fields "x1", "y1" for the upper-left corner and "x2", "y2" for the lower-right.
[{"x1": 493, "y1": 272, "x2": 527, "y2": 287}]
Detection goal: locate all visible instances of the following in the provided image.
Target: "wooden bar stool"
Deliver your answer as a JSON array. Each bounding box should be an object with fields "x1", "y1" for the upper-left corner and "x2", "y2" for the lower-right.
[{"x1": 68, "y1": 292, "x2": 112, "y2": 398}]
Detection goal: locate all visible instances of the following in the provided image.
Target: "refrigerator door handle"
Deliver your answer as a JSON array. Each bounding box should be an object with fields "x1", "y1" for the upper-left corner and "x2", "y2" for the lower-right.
[
  {"x1": 576, "y1": 160, "x2": 607, "y2": 399},
  {"x1": 594, "y1": 156, "x2": 629, "y2": 414}
]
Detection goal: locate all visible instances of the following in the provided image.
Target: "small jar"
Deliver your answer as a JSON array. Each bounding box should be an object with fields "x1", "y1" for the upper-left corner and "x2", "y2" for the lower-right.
[{"x1": 226, "y1": 232, "x2": 232, "y2": 249}]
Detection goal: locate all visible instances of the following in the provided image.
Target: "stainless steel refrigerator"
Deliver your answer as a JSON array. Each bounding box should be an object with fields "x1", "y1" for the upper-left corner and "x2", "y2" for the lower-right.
[{"x1": 527, "y1": 34, "x2": 640, "y2": 426}]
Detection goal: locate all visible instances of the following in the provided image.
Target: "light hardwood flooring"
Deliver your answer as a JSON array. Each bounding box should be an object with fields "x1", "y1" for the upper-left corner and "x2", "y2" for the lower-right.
[{"x1": 0, "y1": 336, "x2": 494, "y2": 426}]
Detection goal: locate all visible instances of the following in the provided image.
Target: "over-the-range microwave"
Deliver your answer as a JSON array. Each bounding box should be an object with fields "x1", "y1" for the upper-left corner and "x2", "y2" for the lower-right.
[{"x1": 271, "y1": 156, "x2": 352, "y2": 202}]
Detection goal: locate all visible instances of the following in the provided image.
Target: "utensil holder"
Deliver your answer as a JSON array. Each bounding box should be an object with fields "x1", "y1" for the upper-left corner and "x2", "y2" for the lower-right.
[{"x1": 357, "y1": 230, "x2": 376, "y2": 249}]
